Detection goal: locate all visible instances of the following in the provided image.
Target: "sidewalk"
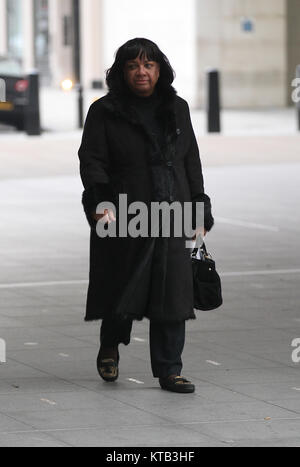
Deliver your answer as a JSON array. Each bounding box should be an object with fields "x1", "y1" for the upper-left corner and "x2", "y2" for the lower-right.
[
  {"x1": 1, "y1": 96, "x2": 300, "y2": 447},
  {"x1": 0, "y1": 127, "x2": 299, "y2": 183}
]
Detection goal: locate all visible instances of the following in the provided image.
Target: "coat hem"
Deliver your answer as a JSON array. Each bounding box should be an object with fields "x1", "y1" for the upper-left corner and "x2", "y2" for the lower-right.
[{"x1": 84, "y1": 313, "x2": 197, "y2": 323}]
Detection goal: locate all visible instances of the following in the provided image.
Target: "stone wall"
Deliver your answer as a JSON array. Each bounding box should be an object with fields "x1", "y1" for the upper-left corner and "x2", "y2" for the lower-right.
[{"x1": 196, "y1": 0, "x2": 288, "y2": 108}]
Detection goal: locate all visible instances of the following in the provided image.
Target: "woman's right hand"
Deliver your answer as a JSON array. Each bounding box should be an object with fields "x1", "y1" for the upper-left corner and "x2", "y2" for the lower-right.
[{"x1": 93, "y1": 209, "x2": 116, "y2": 224}]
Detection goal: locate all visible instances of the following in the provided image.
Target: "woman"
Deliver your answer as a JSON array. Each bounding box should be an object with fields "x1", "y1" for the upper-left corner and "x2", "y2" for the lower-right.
[{"x1": 78, "y1": 38, "x2": 214, "y2": 394}]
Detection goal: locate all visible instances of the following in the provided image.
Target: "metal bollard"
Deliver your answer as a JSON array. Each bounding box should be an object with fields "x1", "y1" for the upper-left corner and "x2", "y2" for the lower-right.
[
  {"x1": 25, "y1": 71, "x2": 41, "y2": 136},
  {"x1": 207, "y1": 69, "x2": 221, "y2": 133},
  {"x1": 75, "y1": 83, "x2": 84, "y2": 129}
]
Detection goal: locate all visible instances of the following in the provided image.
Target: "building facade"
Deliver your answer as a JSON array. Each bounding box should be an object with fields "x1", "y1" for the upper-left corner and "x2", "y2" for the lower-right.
[
  {"x1": 0, "y1": 0, "x2": 104, "y2": 87},
  {"x1": 0, "y1": 0, "x2": 299, "y2": 107},
  {"x1": 196, "y1": 0, "x2": 300, "y2": 108}
]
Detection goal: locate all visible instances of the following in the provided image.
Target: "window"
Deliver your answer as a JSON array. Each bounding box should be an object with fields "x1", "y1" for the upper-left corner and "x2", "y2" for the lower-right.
[
  {"x1": 6, "y1": 0, "x2": 23, "y2": 59},
  {"x1": 34, "y1": 0, "x2": 50, "y2": 83}
]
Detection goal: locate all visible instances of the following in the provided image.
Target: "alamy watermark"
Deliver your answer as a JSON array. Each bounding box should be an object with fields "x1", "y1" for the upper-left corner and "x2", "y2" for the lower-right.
[
  {"x1": 291, "y1": 78, "x2": 300, "y2": 104},
  {"x1": 95, "y1": 195, "x2": 205, "y2": 248},
  {"x1": 0, "y1": 338, "x2": 6, "y2": 363},
  {"x1": 0, "y1": 78, "x2": 6, "y2": 102},
  {"x1": 291, "y1": 338, "x2": 300, "y2": 364}
]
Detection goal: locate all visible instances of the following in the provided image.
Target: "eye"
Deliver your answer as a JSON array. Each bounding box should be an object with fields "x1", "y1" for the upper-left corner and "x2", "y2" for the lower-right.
[{"x1": 126, "y1": 63, "x2": 137, "y2": 70}]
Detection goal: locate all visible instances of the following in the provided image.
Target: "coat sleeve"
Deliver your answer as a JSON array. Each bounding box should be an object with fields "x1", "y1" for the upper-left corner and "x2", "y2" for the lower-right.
[
  {"x1": 184, "y1": 101, "x2": 215, "y2": 232},
  {"x1": 78, "y1": 101, "x2": 115, "y2": 228}
]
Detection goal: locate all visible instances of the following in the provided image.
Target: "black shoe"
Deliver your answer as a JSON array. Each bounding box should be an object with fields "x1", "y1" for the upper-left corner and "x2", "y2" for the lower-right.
[
  {"x1": 97, "y1": 348, "x2": 120, "y2": 383},
  {"x1": 159, "y1": 376, "x2": 195, "y2": 394}
]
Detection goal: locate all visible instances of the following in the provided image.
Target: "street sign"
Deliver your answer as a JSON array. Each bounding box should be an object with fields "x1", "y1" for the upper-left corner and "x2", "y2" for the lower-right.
[{"x1": 241, "y1": 17, "x2": 255, "y2": 33}]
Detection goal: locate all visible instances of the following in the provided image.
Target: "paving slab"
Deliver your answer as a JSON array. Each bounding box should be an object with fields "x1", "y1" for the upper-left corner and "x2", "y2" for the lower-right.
[
  {"x1": 0, "y1": 432, "x2": 70, "y2": 447},
  {"x1": 41, "y1": 424, "x2": 218, "y2": 448},
  {"x1": 188, "y1": 418, "x2": 300, "y2": 444}
]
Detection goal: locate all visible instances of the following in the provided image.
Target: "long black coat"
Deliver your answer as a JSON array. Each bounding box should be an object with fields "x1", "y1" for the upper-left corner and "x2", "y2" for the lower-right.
[{"x1": 78, "y1": 87, "x2": 214, "y2": 323}]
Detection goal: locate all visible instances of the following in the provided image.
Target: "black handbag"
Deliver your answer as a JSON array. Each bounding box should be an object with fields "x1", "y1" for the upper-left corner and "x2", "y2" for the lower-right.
[{"x1": 191, "y1": 243, "x2": 223, "y2": 311}]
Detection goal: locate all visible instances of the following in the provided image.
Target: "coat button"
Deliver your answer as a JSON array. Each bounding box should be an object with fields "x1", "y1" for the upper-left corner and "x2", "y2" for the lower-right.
[
  {"x1": 176, "y1": 128, "x2": 181, "y2": 135},
  {"x1": 166, "y1": 161, "x2": 173, "y2": 167}
]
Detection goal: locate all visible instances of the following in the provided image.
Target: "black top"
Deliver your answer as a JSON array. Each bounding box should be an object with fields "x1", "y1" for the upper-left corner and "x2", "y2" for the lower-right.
[{"x1": 128, "y1": 90, "x2": 164, "y2": 152}]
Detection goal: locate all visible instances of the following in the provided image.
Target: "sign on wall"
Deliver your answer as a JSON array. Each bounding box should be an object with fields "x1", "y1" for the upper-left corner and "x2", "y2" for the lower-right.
[{"x1": 241, "y1": 17, "x2": 255, "y2": 33}]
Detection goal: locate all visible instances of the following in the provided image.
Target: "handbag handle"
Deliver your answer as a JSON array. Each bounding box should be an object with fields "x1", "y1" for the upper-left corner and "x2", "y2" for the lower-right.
[{"x1": 191, "y1": 242, "x2": 207, "y2": 258}]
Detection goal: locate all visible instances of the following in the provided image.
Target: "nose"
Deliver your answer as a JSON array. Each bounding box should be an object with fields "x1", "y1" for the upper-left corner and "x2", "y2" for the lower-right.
[{"x1": 136, "y1": 66, "x2": 147, "y2": 76}]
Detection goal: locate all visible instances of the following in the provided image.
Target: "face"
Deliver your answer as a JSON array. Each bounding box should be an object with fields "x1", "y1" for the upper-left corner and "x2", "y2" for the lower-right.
[{"x1": 124, "y1": 54, "x2": 160, "y2": 97}]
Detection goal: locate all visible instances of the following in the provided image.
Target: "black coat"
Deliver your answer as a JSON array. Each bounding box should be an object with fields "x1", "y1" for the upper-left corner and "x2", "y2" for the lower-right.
[{"x1": 78, "y1": 87, "x2": 214, "y2": 323}]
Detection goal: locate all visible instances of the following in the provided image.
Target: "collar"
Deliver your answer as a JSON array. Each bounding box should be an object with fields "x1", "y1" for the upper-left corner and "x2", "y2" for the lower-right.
[{"x1": 101, "y1": 86, "x2": 178, "y2": 145}]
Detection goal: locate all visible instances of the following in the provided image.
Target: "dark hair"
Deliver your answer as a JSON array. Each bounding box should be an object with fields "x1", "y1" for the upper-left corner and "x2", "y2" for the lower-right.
[{"x1": 106, "y1": 38, "x2": 176, "y2": 96}]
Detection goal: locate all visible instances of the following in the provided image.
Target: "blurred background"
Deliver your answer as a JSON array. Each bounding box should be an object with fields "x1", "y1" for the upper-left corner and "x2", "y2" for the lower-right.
[{"x1": 0, "y1": 0, "x2": 299, "y2": 133}]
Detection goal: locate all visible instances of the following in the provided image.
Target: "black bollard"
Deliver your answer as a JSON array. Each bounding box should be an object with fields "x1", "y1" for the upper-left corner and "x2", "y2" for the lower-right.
[
  {"x1": 75, "y1": 83, "x2": 84, "y2": 129},
  {"x1": 79, "y1": 85, "x2": 84, "y2": 129},
  {"x1": 207, "y1": 69, "x2": 221, "y2": 133},
  {"x1": 25, "y1": 71, "x2": 41, "y2": 136}
]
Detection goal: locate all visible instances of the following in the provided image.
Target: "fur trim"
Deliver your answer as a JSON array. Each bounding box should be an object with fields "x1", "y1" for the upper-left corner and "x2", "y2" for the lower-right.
[
  {"x1": 192, "y1": 193, "x2": 215, "y2": 232},
  {"x1": 101, "y1": 88, "x2": 178, "y2": 154}
]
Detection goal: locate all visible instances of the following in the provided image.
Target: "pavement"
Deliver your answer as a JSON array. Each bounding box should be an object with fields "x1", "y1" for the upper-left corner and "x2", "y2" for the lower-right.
[{"x1": 0, "y1": 89, "x2": 300, "y2": 447}]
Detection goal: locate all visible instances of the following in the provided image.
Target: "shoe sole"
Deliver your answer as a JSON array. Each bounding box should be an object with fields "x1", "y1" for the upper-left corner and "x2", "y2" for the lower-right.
[
  {"x1": 160, "y1": 384, "x2": 195, "y2": 394},
  {"x1": 97, "y1": 366, "x2": 119, "y2": 382},
  {"x1": 99, "y1": 374, "x2": 119, "y2": 383}
]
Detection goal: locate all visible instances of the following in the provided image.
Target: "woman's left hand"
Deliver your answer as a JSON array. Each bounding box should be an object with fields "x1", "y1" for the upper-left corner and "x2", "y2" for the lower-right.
[{"x1": 192, "y1": 227, "x2": 207, "y2": 241}]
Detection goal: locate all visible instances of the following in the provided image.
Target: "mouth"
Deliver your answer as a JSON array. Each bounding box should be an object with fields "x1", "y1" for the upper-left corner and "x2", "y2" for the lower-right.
[{"x1": 135, "y1": 80, "x2": 149, "y2": 84}]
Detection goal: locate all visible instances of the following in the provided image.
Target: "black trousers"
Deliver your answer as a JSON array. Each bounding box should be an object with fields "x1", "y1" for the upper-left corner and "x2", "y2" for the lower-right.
[{"x1": 100, "y1": 318, "x2": 186, "y2": 379}]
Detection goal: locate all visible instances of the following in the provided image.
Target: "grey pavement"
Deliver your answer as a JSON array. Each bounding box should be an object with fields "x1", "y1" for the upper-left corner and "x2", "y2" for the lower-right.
[{"x1": 0, "y1": 101, "x2": 300, "y2": 447}]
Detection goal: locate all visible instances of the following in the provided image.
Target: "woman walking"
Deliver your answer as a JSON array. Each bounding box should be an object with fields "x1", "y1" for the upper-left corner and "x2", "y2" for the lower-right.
[{"x1": 78, "y1": 38, "x2": 214, "y2": 393}]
